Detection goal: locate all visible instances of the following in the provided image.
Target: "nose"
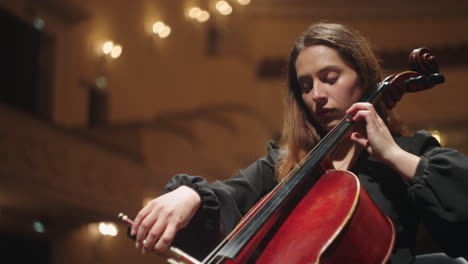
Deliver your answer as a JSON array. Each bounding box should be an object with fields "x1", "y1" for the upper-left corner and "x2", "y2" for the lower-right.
[{"x1": 311, "y1": 82, "x2": 327, "y2": 103}]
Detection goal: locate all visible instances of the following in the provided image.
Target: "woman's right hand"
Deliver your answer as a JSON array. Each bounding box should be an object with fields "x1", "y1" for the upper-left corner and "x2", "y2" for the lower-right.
[{"x1": 131, "y1": 185, "x2": 201, "y2": 255}]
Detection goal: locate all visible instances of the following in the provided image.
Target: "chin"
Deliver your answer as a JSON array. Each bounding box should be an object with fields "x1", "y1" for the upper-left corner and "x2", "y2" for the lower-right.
[{"x1": 322, "y1": 122, "x2": 339, "y2": 132}]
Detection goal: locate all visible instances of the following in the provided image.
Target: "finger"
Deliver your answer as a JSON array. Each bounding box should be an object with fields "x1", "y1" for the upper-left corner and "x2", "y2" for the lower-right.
[
  {"x1": 347, "y1": 104, "x2": 374, "y2": 122},
  {"x1": 349, "y1": 132, "x2": 369, "y2": 148},
  {"x1": 346, "y1": 102, "x2": 374, "y2": 115},
  {"x1": 142, "y1": 214, "x2": 167, "y2": 254},
  {"x1": 350, "y1": 110, "x2": 371, "y2": 122},
  {"x1": 136, "y1": 210, "x2": 159, "y2": 249},
  {"x1": 132, "y1": 202, "x2": 153, "y2": 236},
  {"x1": 154, "y1": 224, "x2": 177, "y2": 254}
]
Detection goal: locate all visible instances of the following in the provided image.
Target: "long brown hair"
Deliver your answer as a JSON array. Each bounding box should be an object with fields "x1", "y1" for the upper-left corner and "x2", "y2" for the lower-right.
[{"x1": 276, "y1": 22, "x2": 405, "y2": 181}]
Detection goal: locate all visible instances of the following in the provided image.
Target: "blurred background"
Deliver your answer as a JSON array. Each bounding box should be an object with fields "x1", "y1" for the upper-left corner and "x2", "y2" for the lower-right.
[{"x1": 0, "y1": 0, "x2": 467, "y2": 263}]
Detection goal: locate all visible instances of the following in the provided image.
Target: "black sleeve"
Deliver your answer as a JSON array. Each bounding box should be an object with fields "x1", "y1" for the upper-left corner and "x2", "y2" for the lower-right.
[
  {"x1": 162, "y1": 142, "x2": 279, "y2": 259},
  {"x1": 406, "y1": 130, "x2": 468, "y2": 257}
]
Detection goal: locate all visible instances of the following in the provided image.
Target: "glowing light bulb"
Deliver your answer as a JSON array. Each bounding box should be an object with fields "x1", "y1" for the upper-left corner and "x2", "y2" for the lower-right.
[
  {"x1": 152, "y1": 21, "x2": 165, "y2": 34},
  {"x1": 110, "y1": 45, "x2": 122, "y2": 59},
  {"x1": 432, "y1": 130, "x2": 441, "y2": 142},
  {"x1": 216, "y1": 1, "x2": 232, "y2": 15},
  {"x1": 102, "y1": 41, "x2": 114, "y2": 54},
  {"x1": 237, "y1": 0, "x2": 251, "y2": 5},
  {"x1": 108, "y1": 224, "x2": 118, "y2": 236},
  {"x1": 216, "y1": 1, "x2": 228, "y2": 10},
  {"x1": 188, "y1": 7, "x2": 201, "y2": 18},
  {"x1": 197, "y1": 11, "x2": 210, "y2": 22},
  {"x1": 220, "y1": 6, "x2": 232, "y2": 15},
  {"x1": 159, "y1": 26, "x2": 171, "y2": 38},
  {"x1": 99, "y1": 222, "x2": 118, "y2": 236},
  {"x1": 99, "y1": 222, "x2": 109, "y2": 235},
  {"x1": 95, "y1": 76, "x2": 107, "y2": 89}
]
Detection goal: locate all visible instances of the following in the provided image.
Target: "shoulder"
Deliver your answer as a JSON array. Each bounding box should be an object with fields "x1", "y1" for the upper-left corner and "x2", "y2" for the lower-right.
[
  {"x1": 395, "y1": 130, "x2": 440, "y2": 155},
  {"x1": 266, "y1": 141, "x2": 280, "y2": 164}
]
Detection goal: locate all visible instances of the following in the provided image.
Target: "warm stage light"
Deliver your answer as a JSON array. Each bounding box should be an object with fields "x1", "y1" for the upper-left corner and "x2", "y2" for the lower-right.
[
  {"x1": 216, "y1": 1, "x2": 228, "y2": 10},
  {"x1": 152, "y1": 21, "x2": 165, "y2": 34},
  {"x1": 220, "y1": 6, "x2": 232, "y2": 15},
  {"x1": 95, "y1": 76, "x2": 108, "y2": 89},
  {"x1": 110, "y1": 45, "x2": 122, "y2": 59},
  {"x1": 152, "y1": 21, "x2": 171, "y2": 38},
  {"x1": 216, "y1": 1, "x2": 232, "y2": 15},
  {"x1": 188, "y1": 7, "x2": 201, "y2": 18},
  {"x1": 430, "y1": 130, "x2": 446, "y2": 146},
  {"x1": 99, "y1": 222, "x2": 118, "y2": 236},
  {"x1": 197, "y1": 10, "x2": 210, "y2": 22},
  {"x1": 237, "y1": 0, "x2": 251, "y2": 5},
  {"x1": 159, "y1": 26, "x2": 171, "y2": 38},
  {"x1": 102, "y1": 41, "x2": 114, "y2": 54},
  {"x1": 187, "y1": 6, "x2": 210, "y2": 22}
]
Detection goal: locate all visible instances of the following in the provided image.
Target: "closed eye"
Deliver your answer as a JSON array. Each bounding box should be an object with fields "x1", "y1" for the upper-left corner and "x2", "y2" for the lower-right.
[
  {"x1": 301, "y1": 82, "x2": 312, "y2": 93},
  {"x1": 298, "y1": 75, "x2": 313, "y2": 93},
  {"x1": 321, "y1": 71, "x2": 340, "y2": 85},
  {"x1": 297, "y1": 75, "x2": 314, "y2": 93},
  {"x1": 327, "y1": 76, "x2": 338, "y2": 84}
]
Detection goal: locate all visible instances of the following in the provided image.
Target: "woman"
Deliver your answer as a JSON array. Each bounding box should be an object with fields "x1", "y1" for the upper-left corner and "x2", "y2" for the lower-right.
[{"x1": 131, "y1": 23, "x2": 468, "y2": 263}]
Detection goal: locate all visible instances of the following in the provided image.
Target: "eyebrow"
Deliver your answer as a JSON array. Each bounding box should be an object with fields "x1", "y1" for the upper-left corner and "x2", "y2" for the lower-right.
[
  {"x1": 297, "y1": 65, "x2": 340, "y2": 79},
  {"x1": 317, "y1": 65, "x2": 340, "y2": 74}
]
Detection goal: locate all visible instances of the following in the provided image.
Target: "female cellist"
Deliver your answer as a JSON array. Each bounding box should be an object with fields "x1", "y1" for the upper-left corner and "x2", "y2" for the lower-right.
[{"x1": 130, "y1": 22, "x2": 468, "y2": 263}]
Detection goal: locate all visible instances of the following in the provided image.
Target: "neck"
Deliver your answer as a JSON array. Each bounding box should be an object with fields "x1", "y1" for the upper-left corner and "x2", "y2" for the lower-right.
[{"x1": 321, "y1": 136, "x2": 363, "y2": 171}]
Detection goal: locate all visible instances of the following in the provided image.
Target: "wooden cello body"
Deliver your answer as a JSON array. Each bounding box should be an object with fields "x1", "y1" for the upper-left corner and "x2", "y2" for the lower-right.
[{"x1": 219, "y1": 170, "x2": 394, "y2": 264}]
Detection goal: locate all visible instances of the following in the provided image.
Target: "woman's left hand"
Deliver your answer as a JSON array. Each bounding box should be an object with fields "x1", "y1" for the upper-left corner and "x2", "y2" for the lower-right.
[
  {"x1": 346, "y1": 102, "x2": 420, "y2": 179},
  {"x1": 346, "y1": 102, "x2": 399, "y2": 162}
]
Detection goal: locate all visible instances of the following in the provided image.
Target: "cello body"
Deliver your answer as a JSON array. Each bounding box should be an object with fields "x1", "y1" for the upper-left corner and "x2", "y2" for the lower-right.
[{"x1": 221, "y1": 170, "x2": 395, "y2": 264}]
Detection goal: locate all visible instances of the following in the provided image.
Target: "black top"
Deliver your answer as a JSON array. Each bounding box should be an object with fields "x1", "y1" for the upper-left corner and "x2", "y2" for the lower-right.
[{"x1": 163, "y1": 130, "x2": 468, "y2": 263}]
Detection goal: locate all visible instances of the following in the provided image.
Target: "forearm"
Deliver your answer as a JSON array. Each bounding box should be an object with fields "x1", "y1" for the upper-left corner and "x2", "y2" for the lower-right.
[{"x1": 383, "y1": 147, "x2": 421, "y2": 180}]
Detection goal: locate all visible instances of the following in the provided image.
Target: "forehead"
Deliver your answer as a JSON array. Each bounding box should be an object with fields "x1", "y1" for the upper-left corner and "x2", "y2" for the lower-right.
[{"x1": 295, "y1": 45, "x2": 348, "y2": 75}]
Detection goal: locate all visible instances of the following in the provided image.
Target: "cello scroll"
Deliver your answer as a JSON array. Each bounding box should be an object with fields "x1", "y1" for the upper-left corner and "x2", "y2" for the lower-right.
[{"x1": 381, "y1": 47, "x2": 445, "y2": 109}]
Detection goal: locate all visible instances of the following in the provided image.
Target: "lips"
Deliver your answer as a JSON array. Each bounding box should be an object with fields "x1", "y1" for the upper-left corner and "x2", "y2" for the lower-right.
[{"x1": 317, "y1": 108, "x2": 336, "y2": 116}]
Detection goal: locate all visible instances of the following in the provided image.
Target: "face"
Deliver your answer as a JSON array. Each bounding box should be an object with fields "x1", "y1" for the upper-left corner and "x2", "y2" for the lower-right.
[{"x1": 295, "y1": 45, "x2": 363, "y2": 132}]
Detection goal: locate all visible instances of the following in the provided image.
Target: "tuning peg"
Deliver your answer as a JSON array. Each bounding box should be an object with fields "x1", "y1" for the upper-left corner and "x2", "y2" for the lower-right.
[{"x1": 427, "y1": 73, "x2": 445, "y2": 86}]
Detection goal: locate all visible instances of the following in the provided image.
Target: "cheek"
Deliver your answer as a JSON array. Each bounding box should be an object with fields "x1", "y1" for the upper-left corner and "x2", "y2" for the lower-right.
[
  {"x1": 301, "y1": 94, "x2": 316, "y2": 111},
  {"x1": 342, "y1": 79, "x2": 363, "y2": 103},
  {"x1": 352, "y1": 84, "x2": 364, "y2": 101}
]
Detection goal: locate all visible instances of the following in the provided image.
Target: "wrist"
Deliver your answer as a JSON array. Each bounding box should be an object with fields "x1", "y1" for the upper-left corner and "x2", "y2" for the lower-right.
[
  {"x1": 178, "y1": 185, "x2": 201, "y2": 207},
  {"x1": 380, "y1": 145, "x2": 402, "y2": 165},
  {"x1": 382, "y1": 148, "x2": 420, "y2": 180}
]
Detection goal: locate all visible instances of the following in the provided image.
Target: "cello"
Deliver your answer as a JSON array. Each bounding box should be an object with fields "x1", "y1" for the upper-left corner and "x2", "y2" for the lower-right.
[{"x1": 120, "y1": 47, "x2": 444, "y2": 263}]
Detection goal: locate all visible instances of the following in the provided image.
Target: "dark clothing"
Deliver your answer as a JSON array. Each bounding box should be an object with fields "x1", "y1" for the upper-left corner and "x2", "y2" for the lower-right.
[{"x1": 164, "y1": 130, "x2": 468, "y2": 263}]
